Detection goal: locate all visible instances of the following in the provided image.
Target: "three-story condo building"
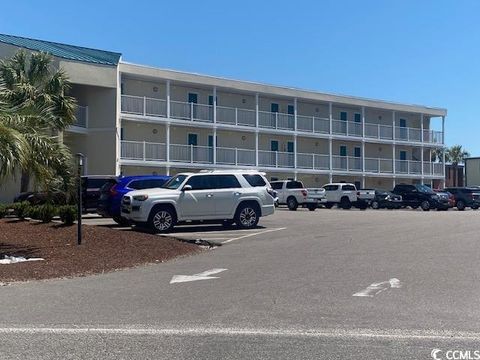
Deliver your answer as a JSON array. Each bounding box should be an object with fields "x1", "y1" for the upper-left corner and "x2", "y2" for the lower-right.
[{"x1": 0, "y1": 34, "x2": 446, "y2": 200}]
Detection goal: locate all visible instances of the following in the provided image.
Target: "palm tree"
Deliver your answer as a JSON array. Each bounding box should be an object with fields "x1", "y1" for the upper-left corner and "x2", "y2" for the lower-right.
[
  {"x1": 446, "y1": 145, "x2": 470, "y2": 187},
  {"x1": 431, "y1": 148, "x2": 444, "y2": 163},
  {"x1": 0, "y1": 50, "x2": 76, "y2": 192}
]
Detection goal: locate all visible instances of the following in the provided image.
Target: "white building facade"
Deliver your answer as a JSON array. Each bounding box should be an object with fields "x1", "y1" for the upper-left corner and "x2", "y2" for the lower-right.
[{"x1": 0, "y1": 34, "x2": 447, "y2": 200}]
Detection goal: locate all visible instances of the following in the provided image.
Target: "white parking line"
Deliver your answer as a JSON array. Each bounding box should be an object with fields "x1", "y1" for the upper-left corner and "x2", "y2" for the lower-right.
[
  {"x1": 0, "y1": 326, "x2": 479, "y2": 341},
  {"x1": 221, "y1": 227, "x2": 286, "y2": 244}
]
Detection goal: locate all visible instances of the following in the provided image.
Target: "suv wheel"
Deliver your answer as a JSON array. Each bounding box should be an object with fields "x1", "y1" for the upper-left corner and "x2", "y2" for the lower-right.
[
  {"x1": 421, "y1": 200, "x2": 430, "y2": 211},
  {"x1": 287, "y1": 197, "x2": 298, "y2": 211},
  {"x1": 149, "y1": 207, "x2": 175, "y2": 233},
  {"x1": 371, "y1": 200, "x2": 380, "y2": 210},
  {"x1": 113, "y1": 216, "x2": 129, "y2": 226},
  {"x1": 236, "y1": 203, "x2": 259, "y2": 229},
  {"x1": 340, "y1": 197, "x2": 352, "y2": 210},
  {"x1": 306, "y1": 204, "x2": 316, "y2": 211},
  {"x1": 456, "y1": 200, "x2": 466, "y2": 211}
]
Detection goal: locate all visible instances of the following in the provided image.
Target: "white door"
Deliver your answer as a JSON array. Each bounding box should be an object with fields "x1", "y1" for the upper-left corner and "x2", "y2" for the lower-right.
[
  {"x1": 210, "y1": 175, "x2": 243, "y2": 217},
  {"x1": 177, "y1": 175, "x2": 215, "y2": 219}
]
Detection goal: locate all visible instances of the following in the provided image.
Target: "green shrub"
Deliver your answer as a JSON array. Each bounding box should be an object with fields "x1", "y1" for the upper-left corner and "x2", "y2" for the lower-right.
[
  {"x1": 0, "y1": 204, "x2": 8, "y2": 219},
  {"x1": 10, "y1": 201, "x2": 31, "y2": 219},
  {"x1": 27, "y1": 206, "x2": 41, "y2": 220},
  {"x1": 35, "y1": 204, "x2": 57, "y2": 223},
  {"x1": 58, "y1": 205, "x2": 77, "y2": 225}
]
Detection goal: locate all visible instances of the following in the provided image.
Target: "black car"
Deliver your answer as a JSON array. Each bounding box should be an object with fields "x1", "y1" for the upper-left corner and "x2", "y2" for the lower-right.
[
  {"x1": 392, "y1": 184, "x2": 449, "y2": 211},
  {"x1": 444, "y1": 187, "x2": 480, "y2": 211},
  {"x1": 81, "y1": 175, "x2": 117, "y2": 213},
  {"x1": 370, "y1": 190, "x2": 402, "y2": 209}
]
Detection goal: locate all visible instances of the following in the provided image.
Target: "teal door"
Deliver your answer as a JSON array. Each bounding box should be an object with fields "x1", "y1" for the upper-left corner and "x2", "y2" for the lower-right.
[
  {"x1": 340, "y1": 145, "x2": 347, "y2": 170},
  {"x1": 271, "y1": 140, "x2": 279, "y2": 152},
  {"x1": 399, "y1": 118, "x2": 407, "y2": 140},
  {"x1": 287, "y1": 141, "x2": 294, "y2": 153},
  {"x1": 188, "y1": 93, "x2": 198, "y2": 119},
  {"x1": 188, "y1": 133, "x2": 198, "y2": 146}
]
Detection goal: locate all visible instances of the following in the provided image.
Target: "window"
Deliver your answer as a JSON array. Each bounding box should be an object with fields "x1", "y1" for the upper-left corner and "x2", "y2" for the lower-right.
[
  {"x1": 271, "y1": 103, "x2": 279, "y2": 113},
  {"x1": 208, "y1": 95, "x2": 218, "y2": 106},
  {"x1": 243, "y1": 175, "x2": 267, "y2": 187},
  {"x1": 354, "y1": 181, "x2": 361, "y2": 189},
  {"x1": 271, "y1": 182, "x2": 283, "y2": 190},
  {"x1": 163, "y1": 175, "x2": 187, "y2": 190},
  {"x1": 213, "y1": 175, "x2": 241, "y2": 189},
  {"x1": 120, "y1": 127, "x2": 124, "y2": 140},
  {"x1": 186, "y1": 175, "x2": 212, "y2": 190},
  {"x1": 324, "y1": 185, "x2": 339, "y2": 191},
  {"x1": 132, "y1": 179, "x2": 169, "y2": 189},
  {"x1": 342, "y1": 185, "x2": 356, "y2": 191},
  {"x1": 188, "y1": 133, "x2": 198, "y2": 146},
  {"x1": 354, "y1": 113, "x2": 361, "y2": 123},
  {"x1": 340, "y1": 112, "x2": 347, "y2": 121},
  {"x1": 354, "y1": 147, "x2": 361, "y2": 158},
  {"x1": 286, "y1": 181, "x2": 304, "y2": 189},
  {"x1": 340, "y1": 145, "x2": 347, "y2": 157},
  {"x1": 287, "y1": 105, "x2": 294, "y2": 115}
]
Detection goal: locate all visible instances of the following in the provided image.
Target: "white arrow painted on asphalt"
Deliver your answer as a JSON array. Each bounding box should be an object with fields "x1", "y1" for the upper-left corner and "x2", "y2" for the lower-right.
[
  {"x1": 353, "y1": 278, "x2": 402, "y2": 297},
  {"x1": 170, "y1": 268, "x2": 228, "y2": 284}
]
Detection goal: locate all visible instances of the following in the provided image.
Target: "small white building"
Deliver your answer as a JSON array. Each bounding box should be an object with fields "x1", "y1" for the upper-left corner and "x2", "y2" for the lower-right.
[
  {"x1": 465, "y1": 158, "x2": 480, "y2": 187},
  {"x1": 0, "y1": 34, "x2": 447, "y2": 202}
]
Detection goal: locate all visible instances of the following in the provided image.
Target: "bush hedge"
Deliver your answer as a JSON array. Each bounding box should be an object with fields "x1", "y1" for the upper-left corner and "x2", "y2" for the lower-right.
[
  {"x1": 58, "y1": 205, "x2": 77, "y2": 225},
  {"x1": 2, "y1": 202, "x2": 77, "y2": 225}
]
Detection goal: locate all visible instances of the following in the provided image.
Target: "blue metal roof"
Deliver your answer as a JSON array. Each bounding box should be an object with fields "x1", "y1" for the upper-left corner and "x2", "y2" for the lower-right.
[{"x1": 0, "y1": 33, "x2": 121, "y2": 66}]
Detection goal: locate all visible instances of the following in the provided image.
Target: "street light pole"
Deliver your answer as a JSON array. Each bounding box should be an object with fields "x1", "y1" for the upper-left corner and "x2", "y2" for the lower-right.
[{"x1": 76, "y1": 153, "x2": 84, "y2": 246}]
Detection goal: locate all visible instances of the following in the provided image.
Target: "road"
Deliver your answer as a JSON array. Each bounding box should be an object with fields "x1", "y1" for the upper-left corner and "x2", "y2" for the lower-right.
[{"x1": 0, "y1": 208, "x2": 479, "y2": 359}]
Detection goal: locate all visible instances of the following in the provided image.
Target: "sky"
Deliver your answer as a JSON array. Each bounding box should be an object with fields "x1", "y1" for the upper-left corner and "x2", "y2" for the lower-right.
[{"x1": 1, "y1": 0, "x2": 478, "y2": 155}]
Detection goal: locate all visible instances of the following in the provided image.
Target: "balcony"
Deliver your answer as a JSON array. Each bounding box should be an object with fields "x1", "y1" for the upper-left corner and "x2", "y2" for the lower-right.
[
  {"x1": 120, "y1": 140, "x2": 445, "y2": 177},
  {"x1": 120, "y1": 95, "x2": 444, "y2": 145},
  {"x1": 74, "y1": 105, "x2": 88, "y2": 128}
]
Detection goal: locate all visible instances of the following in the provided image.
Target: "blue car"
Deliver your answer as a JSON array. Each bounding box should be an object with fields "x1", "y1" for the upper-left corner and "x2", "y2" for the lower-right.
[{"x1": 97, "y1": 175, "x2": 171, "y2": 224}]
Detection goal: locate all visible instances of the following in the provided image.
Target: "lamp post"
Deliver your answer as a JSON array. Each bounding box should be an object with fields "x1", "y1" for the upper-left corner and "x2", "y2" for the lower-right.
[{"x1": 76, "y1": 153, "x2": 85, "y2": 245}]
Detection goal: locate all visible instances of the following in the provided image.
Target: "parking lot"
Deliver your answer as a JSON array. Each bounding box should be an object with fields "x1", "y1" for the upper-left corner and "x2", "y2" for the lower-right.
[{"x1": 2, "y1": 205, "x2": 480, "y2": 359}]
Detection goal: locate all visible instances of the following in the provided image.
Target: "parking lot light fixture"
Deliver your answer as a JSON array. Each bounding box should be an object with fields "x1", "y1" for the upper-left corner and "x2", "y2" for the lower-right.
[{"x1": 76, "y1": 153, "x2": 85, "y2": 245}]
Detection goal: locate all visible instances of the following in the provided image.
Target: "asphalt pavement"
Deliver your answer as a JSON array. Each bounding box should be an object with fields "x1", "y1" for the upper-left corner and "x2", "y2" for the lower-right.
[{"x1": 0, "y1": 207, "x2": 479, "y2": 359}]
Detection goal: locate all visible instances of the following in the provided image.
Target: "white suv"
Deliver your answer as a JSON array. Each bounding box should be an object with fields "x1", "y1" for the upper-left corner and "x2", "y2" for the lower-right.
[{"x1": 121, "y1": 170, "x2": 275, "y2": 232}]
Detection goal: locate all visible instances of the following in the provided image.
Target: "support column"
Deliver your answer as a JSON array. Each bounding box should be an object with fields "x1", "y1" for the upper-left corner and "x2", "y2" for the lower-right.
[
  {"x1": 362, "y1": 140, "x2": 365, "y2": 173},
  {"x1": 420, "y1": 113, "x2": 424, "y2": 143},
  {"x1": 392, "y1": 111, "x2": 396, "y2": 140},
  {"x1": 166, "y1": 80, "x2": 171, "y2": 118},
  {"x1": 213, "y1": 86, "x2": 217, "y2": 124},
  {"x1": 329, "y1": 137, "x2": 333, "y2": 180},
  {"x1": 294, "y1": 97, "x2": 298, "y2": 131},
  {"x1": 362, "y1": 175, "x2": 366, "y2": 189},
  {"x1": 294, "y1": 134, "x2": 297, "y2": 170},
  {"x1": 393, "y1": 143, "x2": 396, "y2": 175},
  {"x1": 328, "y1": 102, "x2": 333, "y2": 134},
  {"x1": 166, "y1": 123, "x2": 170, "y2": 166},
  {"x1": 442, "y1": 117, "x2": 446, "y2": 186},
  {"x1": 255, "y1": 93, "x2": 259, "y2": 128},
  {"x1": 255, "y1": 131, "x2": 259, "y2": 167},
  {"x1": 361, "y1": 106, "x2": 365, "y2": 138}
]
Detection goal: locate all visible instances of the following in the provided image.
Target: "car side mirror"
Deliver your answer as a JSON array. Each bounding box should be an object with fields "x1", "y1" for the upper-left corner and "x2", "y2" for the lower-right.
[{"x1": 182, "y1": 185, "x2": 192, "y2": 191}]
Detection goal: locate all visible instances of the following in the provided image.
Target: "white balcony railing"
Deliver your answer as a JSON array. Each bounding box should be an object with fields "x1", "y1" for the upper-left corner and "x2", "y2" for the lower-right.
[
  {"x1": 74, "y1": 105, "x2": 88, "y2": 128},
  {"x1": 120, "y1": 95, "x2": 444, "y2": 144},
  {"x1": 119, "y1": 140, "x2": 444, "y2": 176}
]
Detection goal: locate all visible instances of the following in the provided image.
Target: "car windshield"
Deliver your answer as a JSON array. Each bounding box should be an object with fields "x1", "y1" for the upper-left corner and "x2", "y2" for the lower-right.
[
  {"x1": 162, "y1": 175, "x2": 187, "y2": 190},
  {"x1": 415, "y1": 184, "x2": 435, "y2": 194}
]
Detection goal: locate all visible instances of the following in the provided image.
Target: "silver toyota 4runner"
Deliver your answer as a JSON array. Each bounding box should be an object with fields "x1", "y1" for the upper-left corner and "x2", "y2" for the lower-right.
[{"x1": 121, "y1": 170, "x2": 275, "y2": 233}]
